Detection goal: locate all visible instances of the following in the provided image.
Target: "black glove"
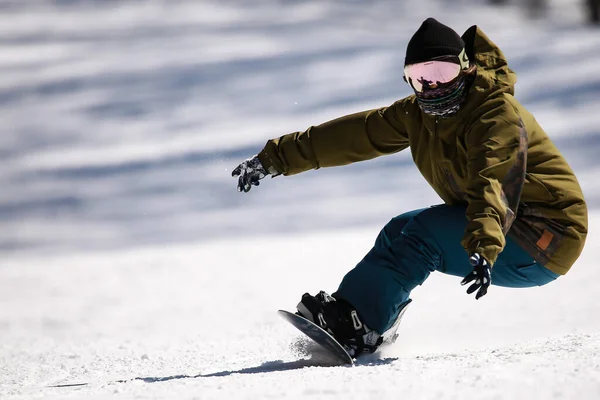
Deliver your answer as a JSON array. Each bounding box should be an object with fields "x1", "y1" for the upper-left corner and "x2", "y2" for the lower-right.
[
  {"x1": 231, "y1": 155, "x2": 269, "y2": 193},
  {"x1": 460, "y1": 253, "x2": 492, "y2": 300}
]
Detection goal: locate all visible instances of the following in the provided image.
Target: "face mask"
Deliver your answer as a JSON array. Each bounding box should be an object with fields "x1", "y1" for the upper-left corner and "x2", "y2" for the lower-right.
[{"x1": 412, "y1": 74, "x2": 469, "y2": 118}]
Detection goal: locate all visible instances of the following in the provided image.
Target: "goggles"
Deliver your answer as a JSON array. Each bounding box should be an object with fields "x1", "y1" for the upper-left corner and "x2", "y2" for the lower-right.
[{"x1": 404, "y1": 49, "x2": 470, "y2": 93}]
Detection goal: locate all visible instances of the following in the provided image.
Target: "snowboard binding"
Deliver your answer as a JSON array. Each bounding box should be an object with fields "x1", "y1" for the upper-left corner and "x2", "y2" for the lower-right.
[{"x1": 295, "y1": 291, "x2": 411, "y2": 358}]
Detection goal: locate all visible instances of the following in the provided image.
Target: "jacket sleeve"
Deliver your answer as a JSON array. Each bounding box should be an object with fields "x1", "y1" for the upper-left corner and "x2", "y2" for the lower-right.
[
  {"x1": 461, "y1": 102, "x2": 527, "y2": 265},
  {"x1": 257, "y1": 104, "x2": 410, "y2": 176}
]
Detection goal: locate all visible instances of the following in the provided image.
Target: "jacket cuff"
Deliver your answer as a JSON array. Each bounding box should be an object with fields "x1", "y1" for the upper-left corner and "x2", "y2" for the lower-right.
[
  {"x1": 472, "y1": 246, "x2": 500, "y2": 267},
  {"x1": 257, "y1": 147, "x2": 283, "y2": 176}
]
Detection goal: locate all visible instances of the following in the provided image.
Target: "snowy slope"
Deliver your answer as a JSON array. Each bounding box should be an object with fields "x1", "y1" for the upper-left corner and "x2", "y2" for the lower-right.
[
  {"x1": 2, "y1": 220, "x2": 600, "y2": 399},
  {"x1": 1, "y1": 1, "x2": 600, "y2": 399}
]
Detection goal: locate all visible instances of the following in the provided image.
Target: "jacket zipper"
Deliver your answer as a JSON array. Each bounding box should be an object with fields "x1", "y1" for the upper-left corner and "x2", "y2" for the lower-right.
[
  {"x1": 433, "y1": 117, "x2": 441, "y2": 191},
  {"x1": 435, "y1": 116, "x2": 465, "y2": 201}
]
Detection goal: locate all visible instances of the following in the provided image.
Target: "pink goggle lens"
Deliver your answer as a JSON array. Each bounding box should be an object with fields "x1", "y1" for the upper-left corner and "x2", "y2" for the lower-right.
[{"x1": 404, "y1": 61, "x2": 461, "y2": 92}]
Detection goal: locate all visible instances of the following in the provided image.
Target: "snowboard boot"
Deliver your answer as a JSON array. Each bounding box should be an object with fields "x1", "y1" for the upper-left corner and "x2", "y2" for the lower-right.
[{"x1": 296, "y1": 291, "x2": 382, "y2": 357}]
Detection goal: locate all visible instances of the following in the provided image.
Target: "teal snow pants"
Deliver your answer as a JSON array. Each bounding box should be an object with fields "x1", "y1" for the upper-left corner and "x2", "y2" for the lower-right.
[{"x1": 334, "y1": 205, "x2": 560, "y2": 334}]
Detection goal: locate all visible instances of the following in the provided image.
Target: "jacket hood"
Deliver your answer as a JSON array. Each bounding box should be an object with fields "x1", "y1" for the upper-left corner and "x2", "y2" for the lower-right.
[{"x1": 462, "y1": 26, "x2": 517, "y2": 96}]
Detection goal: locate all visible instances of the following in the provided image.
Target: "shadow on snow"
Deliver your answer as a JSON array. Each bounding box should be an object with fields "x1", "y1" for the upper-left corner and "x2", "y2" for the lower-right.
[{"x1": 48, "y1": 357, "x2": 398, "y2": 388}]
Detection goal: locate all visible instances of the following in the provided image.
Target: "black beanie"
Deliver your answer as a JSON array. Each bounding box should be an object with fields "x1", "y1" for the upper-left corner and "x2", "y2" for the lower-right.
[{"x1": 404, "y1": 18, "x2": 465, "y2": 66}]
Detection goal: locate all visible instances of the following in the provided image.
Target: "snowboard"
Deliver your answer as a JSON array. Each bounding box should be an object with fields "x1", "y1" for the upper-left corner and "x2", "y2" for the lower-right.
[{"x1": 278, "y1": 309, "x2": 354, "y2": 365}]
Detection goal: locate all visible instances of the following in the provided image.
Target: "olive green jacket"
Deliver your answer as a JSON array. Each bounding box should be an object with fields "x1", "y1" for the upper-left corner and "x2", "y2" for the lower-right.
[{"x1": 257, "y1": 26, "x2": 588, "y2": 275}]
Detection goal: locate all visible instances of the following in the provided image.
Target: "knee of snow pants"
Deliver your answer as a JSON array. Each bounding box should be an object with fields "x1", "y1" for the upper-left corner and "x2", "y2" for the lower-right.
[{"x1": 334, "y1": 204, "x2": 560, "y2": 334}]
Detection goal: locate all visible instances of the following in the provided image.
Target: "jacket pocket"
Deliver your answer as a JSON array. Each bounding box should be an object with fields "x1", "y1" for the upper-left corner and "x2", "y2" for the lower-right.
[
  {"x1": 443, "y1": 168, "x2": 466, "y2": 201},
  {"x1": 524, "y1": 173, "x2": 556, "y2": 203}
]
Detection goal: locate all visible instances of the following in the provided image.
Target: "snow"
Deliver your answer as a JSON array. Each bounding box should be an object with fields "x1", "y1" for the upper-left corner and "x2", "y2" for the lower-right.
[{"x1": 1, "y1": 0, "x2": 600, "y2": 399}]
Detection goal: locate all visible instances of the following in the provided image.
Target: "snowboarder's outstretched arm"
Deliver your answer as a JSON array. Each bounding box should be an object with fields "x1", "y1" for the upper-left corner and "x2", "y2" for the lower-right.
[
  {"x1": 258, "y1": 107, "x2": 410, "y2": 176},
  {"x1": 231, "y1": 104, "x2": 410, "y2": 192}
]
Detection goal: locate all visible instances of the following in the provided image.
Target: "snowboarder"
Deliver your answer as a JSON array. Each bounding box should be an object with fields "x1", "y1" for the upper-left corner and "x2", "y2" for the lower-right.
[{"x1": 231, "y1": 18, "x2": 588, "y2": 357}]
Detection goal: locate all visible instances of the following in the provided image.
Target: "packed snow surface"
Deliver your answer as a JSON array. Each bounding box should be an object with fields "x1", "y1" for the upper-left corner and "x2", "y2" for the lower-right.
[{"x1": 1, "y1": 1, "x2": 600, "y2": 399}]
